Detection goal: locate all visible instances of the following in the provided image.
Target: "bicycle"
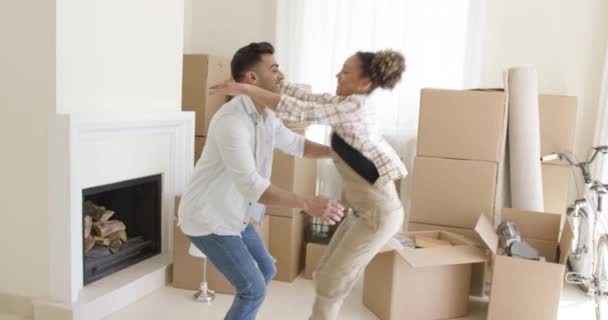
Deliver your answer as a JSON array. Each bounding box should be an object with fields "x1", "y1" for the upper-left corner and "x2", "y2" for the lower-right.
[{"x1": 541, "y1": 146, "x2": 608, "y2": 319}]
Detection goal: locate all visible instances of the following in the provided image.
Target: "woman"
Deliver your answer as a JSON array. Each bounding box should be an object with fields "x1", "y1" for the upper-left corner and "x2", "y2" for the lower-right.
[{"x1": 210, "y1": 49, "x2": 407, "y2": 320}]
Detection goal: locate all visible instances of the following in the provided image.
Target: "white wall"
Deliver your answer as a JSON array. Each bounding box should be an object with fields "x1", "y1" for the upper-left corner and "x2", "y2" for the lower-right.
[
  {"x1": 0, "y1": 0, "x2": 55, "y2": 300},
  {"x1": 479, "y1": 0, "x2": 608, "y2": 160},
  {"x1": 1, "y1": 0, "x2": 185, "y2": 306},
  {"x1": 188, "y1": 0, "x2": 277, "y2": 58},
  {"x1": 56, "y1": 0, "x2": 184, "y2": 113}
]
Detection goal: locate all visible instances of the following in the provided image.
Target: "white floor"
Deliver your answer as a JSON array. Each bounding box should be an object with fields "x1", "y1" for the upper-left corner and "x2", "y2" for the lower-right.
[
  {"x1": 103, "y1": 276, "x2": 595, "y2": 320},
  {"x1": 0, "y1": 276, "x2": 598, "y2": 320}
]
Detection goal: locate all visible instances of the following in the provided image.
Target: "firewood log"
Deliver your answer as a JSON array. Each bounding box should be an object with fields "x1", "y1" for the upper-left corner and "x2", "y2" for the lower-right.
[
  {"x1": 84, "y1": 215, "x2": 93, "y2": 238},
  {"x1": 84, "y1": 236, "x2": 95, "y2": 253},
  {"x1": 93, "y1": 220, "x2": 126, "y2": 238}
]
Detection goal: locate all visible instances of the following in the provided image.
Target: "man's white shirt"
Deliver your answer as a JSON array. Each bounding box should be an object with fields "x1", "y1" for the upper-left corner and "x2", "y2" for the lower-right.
[{"x1": 178, "y1": 95, "x2": 305, "y2": 236}]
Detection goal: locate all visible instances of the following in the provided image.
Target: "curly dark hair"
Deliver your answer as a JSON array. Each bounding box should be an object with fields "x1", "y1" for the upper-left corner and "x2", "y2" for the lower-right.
[
  {"x1": 356, "y1": 49, "x2": 406, "y2": 91},
  {"x1": 231, "y1": 42, "x2": 275, "y2": 82}
]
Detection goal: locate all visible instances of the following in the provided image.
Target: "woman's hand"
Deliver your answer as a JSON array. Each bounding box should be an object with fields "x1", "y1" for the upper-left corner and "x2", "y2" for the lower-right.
[{"x1": 209, "y1": 80, "x2": 246, "y2": 96}]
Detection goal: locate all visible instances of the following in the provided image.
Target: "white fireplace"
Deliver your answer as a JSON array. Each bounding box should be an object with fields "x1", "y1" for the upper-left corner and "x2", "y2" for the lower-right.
[{"x1": 37, "y1": 112, "x2": 194, "y2": 320}]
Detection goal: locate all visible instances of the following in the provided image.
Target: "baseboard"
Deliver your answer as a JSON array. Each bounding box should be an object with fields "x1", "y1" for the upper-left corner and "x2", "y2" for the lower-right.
[{"x1": 0, "y1": 292, "x2": 34, "y2": 318}]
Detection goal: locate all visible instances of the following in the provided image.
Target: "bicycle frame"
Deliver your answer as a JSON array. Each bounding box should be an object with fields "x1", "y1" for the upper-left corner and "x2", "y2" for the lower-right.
[{"x1": 542, "y1": 147, "x2": 607, "y2": 295}]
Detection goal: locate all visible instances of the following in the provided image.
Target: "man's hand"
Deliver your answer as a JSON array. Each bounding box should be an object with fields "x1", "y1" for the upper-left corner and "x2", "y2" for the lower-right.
[{"x1": 304, "y1": 195, "x2": 345, "y2": 225}]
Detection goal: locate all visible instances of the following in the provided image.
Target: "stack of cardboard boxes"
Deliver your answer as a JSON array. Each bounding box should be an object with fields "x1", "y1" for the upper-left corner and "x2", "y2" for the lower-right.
[
  {"x1": 407, "y1": 89, "x2": 577, "y2": 233},
  {"x1": 182, "y1": 54, "x2": 232, "y2": 162},
  {"x1": 364, "y1": 88, "x2": 578, "y2": 319},
  {"x1": 267, "y1": 125, "x2": 318, "y2": 282},
  {"x1": 407, "y1": 88, "x2": 508, "y2": 240}
]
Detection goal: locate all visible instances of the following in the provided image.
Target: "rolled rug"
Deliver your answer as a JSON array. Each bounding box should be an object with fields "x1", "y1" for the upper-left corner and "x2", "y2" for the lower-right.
[{"x1": 505, "y1": 66, "x2": 544, "y2": 212}]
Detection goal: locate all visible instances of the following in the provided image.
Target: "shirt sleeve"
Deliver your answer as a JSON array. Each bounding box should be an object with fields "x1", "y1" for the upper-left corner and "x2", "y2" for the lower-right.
[
  {"x1": 273, "y1": 120, "x2": 305, "y2": 157},
  {"x1": 275, "y1": 94, "x2": 363, "y2": 126},
  {"x1": 214, "y1": 114, "x2": 270, "y2": 202},
  {"x1": 281, "y1": 83, "x2": 336, "y2": 104}
]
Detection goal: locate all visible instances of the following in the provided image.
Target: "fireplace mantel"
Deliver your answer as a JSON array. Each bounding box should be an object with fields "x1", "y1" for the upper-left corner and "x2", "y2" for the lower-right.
[{"x1": 38, "y1": 112, "x2": 194, "y2": 320}]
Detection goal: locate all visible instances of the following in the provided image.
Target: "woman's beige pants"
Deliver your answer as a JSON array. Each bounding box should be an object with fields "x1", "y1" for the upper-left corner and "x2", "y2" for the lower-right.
[{"x1": 310, "y1": 152, "x2": 404, "y2": 320}]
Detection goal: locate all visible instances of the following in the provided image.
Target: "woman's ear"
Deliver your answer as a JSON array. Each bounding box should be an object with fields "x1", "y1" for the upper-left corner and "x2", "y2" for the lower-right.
[{"x1": 359, "y1": 78, "x2": 372, "y2": 93}]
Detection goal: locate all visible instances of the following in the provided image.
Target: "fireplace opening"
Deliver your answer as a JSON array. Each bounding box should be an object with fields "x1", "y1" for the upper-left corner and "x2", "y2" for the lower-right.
[{"x1": 82, "y1": 174, "x2": 162, "y2": 285}]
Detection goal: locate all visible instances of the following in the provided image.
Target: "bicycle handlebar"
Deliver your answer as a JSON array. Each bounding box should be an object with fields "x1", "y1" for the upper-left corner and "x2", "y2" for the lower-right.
[{"x1": 540, "y1": 146, "x2": 607, "y2": 185}]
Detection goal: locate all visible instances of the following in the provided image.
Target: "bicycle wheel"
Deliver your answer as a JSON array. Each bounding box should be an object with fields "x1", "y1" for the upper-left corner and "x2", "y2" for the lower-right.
[{"x1": 594, "y1": 234, "x2": 608, "y2": 320}]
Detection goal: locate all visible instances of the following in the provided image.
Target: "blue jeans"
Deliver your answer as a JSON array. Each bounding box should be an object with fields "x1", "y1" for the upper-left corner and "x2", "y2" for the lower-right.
[{"x1": 188, "y1": 224, "x2": 276, "y2": 320}]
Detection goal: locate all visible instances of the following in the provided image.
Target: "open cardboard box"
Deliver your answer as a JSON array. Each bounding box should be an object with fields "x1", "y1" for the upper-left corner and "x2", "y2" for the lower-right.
[
  {"x1": 407, "y1": 221, "x2": 488, "y2": 297},
  {"x1": 363, "y1": 230, "x2": 486, "y2": 320},
  {"x1": 474, "y1": 209, "x2": 573, "y2": 320}
]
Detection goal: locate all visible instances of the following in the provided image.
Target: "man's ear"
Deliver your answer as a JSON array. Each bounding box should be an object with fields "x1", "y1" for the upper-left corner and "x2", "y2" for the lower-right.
[{"x1": 242, "y1": 71, "x2": 258, "y2": 84}]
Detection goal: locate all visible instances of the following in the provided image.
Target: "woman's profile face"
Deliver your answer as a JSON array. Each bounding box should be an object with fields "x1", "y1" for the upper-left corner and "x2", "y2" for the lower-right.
[{"x1": 335, "y1": 55, "x2": 371, "y2": 96}]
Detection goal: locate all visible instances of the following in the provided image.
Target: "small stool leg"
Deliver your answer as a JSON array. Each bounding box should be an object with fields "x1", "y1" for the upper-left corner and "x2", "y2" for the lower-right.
[{"x1": 193, "y1": 256, "x2": 215, "y2": 303}]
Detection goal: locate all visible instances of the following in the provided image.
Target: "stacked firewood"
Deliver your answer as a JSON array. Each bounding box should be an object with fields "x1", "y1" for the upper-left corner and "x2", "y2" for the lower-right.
[{"x1": 83, "y1": 201, "x2": 127, "y2": 255}]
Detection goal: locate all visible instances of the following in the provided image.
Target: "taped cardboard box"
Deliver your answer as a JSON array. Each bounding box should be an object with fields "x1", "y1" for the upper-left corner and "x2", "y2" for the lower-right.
[
  {"x1": 474, "y1": 208, "x2": 572, "y2": 320},
  {"x1": 182, "y1": 54, "x2": 231, "y2": 136},
  {"x1": 304, "y1": 242, "x2": 328, "y2": 279},
  {"x1": 267, "y1": 149, "x2": 317, "y2": 218},
  {"x1": 416, "y1": 88, "x2": 507, "y2": 162},
  {"x1": 269, "y1": 212, "x2": 307, "y2": 282},
  {"x1": 409, "y1": 156, "x2": 498, "y2": 229},
  {"x1": 363, "y1": 231, "x2": 486, "y2": 320}
]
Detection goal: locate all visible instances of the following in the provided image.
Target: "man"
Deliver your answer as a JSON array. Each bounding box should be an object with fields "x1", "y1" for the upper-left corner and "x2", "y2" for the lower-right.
[{"x1": 178, "y1": 42, "x2": 344, "y2": 320}]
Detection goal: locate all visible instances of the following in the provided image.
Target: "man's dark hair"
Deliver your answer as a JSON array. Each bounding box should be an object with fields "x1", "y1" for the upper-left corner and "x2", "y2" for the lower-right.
[{"x1": 231, "y1": 42, "x2": 275, "y2": 82}]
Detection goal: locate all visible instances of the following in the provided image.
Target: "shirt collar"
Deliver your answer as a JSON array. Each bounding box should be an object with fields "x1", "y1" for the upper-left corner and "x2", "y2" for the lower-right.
[{"x1": 239, "y1": 95, "x2": 268, "y2": 121}]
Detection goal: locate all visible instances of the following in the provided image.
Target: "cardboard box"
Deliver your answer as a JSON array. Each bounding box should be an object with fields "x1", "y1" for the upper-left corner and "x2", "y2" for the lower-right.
[
  {"x1": 539, "y1": 95, "x2": 578, "y2": 164},
  {"x1": 542, "y1": 163, "x2": 571, "y2": 215},
  {"x1": 498, "y1": 208, "x2": 561, "y2": 262},
  {"x1": 172, "y1": 222, "x2": 235, "y2": 294},
  {"x1": 194, "y1": 136, "x2": 206, "y2": 162},
  {"x1": 304, "y1": 242, "x2": 327, "y2": 279},
  {"x1": 267, "y1": 149, "x2": 317, "y2": 217},
  {"x1": 269, "y1": 213, "x2": 307, "y2": 282},
  {"x1": 363, "y1": 231, "x2": 486, "y2": 320},
  {"x1": 410, "y1": 156, "x2": 498, "y2": 228},
  {"x1": 475, "y1": 209, "x2": 571, "y2": 320},
  {"x1": 407, "y1": 222, "x2": 482, "y2": 244},
  {"x1": 172, "y1": 196, "x2": 269, "y2": 294},
  {"x1": 182, "y1": 54, "x2": 231, "y2": 136},
  {"x1": 416, "y1": 88, "x2": 507, "y2": 162},
  {"x1": 407, "y1": 222, "x2": 487, "y2": 297}
]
